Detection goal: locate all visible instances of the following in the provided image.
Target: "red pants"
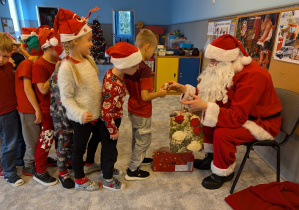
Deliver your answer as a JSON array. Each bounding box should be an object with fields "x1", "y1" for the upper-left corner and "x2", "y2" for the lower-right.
[
  {"x1": 35, "y1": 112, "x2": 56, "y2": 173},
  {"x1": 203, "y1": 126, "x2": 255, "y2": 175}
]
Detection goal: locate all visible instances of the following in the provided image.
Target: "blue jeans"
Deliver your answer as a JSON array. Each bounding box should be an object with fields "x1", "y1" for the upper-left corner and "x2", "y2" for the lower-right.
[{"x1": 0, "y1": 109, "x2": 23, "y2": 177}]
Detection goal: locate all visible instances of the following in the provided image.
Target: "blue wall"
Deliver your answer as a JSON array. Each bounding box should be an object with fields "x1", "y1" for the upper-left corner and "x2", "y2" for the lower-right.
[
  {"x1": 0, "y1": 2, "x2": 12, "y2": 32},
  {"x1": 18, "y1": 0, "x2": 170, "y2": 26},
  {"x1": 169, "y1": 0, "x2": 299, "y2": 24}
]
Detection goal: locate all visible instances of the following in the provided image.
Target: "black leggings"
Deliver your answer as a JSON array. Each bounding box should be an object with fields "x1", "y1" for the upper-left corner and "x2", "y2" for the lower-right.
[
  {"x1": 71, "y1": 121, "x2": 100, "y2": 179},
  {"x1": 86, "y1": 118, "x2": 121, "y2": 179}
]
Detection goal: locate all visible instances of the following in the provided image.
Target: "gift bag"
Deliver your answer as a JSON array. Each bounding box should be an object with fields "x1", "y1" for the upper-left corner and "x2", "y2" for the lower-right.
[{"x1": 170, "y1": 107, "x2": 203, "y2": 153}]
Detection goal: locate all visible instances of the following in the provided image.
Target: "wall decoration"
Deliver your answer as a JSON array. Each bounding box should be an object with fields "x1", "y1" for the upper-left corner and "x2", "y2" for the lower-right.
[
  {"x1": 235, "y1": 13, "x2": 280, "y2": 69},
  {"x1": 1, "y1": 18, "x2": 15, "y2": 35},
  {"x1": 36, "y1": 6, "x2": 58, "y2": 28},
  {"x1": 213, "y1": 19, "x2": 231, "y2": 41},
  {"x1": 207, "y1": 22, "x2": 214, "y2": 35},
  {"x1": 273, "y1": 10, "x2": 299, "y2": 64}
]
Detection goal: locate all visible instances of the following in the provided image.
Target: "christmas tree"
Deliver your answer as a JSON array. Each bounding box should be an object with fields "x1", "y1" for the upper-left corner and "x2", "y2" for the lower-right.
[{"x1": 90, "y1": 19, "x2": 107, "y2": 64}]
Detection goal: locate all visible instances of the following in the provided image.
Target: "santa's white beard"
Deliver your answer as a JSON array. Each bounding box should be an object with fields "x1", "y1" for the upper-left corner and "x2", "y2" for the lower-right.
[{"x1": 197, "y1": 62, "x2": 234, "y2": 104}]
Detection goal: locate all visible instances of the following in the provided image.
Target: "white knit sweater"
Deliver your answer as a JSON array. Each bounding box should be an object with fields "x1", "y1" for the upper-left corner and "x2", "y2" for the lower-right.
[{"x1": 57, "y1": 59, "x2": 101, "y2": 123}]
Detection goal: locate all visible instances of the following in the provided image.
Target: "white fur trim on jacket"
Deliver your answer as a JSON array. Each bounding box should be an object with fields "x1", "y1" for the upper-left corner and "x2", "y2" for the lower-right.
[
  {"x1": 205, "y1": 44, "x2": 240, "y2": 62},
  {"x1": 201, "y1": 102, "x2": 220, "y2": 127},
  {"x1": 58, "y1": 57, "x2": 101, "y2": 123},
  {"x1": 204, "y1": 143, "x2": 213, "y2": 153},
  {"x1": 211, "y1": 161, "x2": 236, "y2": 176},
  {"x1": 242, "y1": 120, "x2": 275, "y2": 140},
  {"x1": 111, "y1": 49, "x2": 142, "y2": 70},
  {"x1": 60, "y1": 24, "x2": 92, "y2": 42},
  {"x1": 180, "y1": 84, "x2": 196, "y2": 101}
]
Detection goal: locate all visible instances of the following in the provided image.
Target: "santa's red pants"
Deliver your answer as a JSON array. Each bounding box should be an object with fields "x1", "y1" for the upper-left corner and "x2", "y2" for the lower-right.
[
  {"x1": 35, "y1": 112, "x2": 56, "y2": 173},
  {"x1": 203, "y1": 126, "x2": 256, "y2": 173}
]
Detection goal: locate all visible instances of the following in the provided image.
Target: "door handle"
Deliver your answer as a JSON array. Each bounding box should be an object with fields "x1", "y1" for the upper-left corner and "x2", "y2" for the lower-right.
[
  {"x1": 174, "y1": 73, "x2": 176, "y2": 77},
  {"x1": 179, "y1": 73, "x2": 182, "y2": 78}
]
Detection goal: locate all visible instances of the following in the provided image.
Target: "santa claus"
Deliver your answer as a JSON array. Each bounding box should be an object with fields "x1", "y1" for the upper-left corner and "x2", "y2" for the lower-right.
[{"x1": 168, "y1": 34, "x2": 282, "y2": 190}]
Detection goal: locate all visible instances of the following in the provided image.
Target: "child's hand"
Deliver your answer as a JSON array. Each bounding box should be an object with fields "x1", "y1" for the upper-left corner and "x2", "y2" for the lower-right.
[
  {"x1": 81, "y1": 112, "x2": 93, "y2": 123},
  {"x1": 158, "y1": 89, "x2": 167, "y2": 98},
  {"x1": 34, "y1": 109, "x2": 42, "y2": 124},
  {"x1": 110, "y1": 131, "x2": 119, "y2": 140}
]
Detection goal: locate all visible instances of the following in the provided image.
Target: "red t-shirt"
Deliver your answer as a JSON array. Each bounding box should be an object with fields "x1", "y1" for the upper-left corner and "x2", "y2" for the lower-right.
[
  {"x1": 32, "y1": 57, "x2": 56, "y2": 112},
  {"x1": 15, "y1": 59, "x2": 35, "y2": 113},
  {"x1": 124, "y1": 61, "x2": 153, "y2": 117},
  {"x1": 0, "y1": 62, "x2": 17, "y2": 115}
]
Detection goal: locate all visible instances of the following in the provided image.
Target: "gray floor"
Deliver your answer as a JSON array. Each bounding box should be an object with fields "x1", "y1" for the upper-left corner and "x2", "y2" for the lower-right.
[{"x1": 0, "y1": 65, "x2": 281, "y2": 209}]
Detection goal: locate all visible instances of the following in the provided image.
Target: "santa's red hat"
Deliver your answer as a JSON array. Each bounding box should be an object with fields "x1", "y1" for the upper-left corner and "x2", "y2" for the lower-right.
[
  {"x1": 4, "y1": 33, "x2": 20, "y2": 45},
  {"x1": 21, "y1": 27, "x2": 37, "y2": 41},
  {"x1": 52, "y1": 7, "x2": 99, "y2": 43},
  {"x1": 106, "y1": 42, "x2": 142, "y2": 70},
  {"x1": 40, "y1": 29, "x2": 60, "y2": 50},
  {"x1": 205, "y1": 34, "x2": 251, "y2": 65}
]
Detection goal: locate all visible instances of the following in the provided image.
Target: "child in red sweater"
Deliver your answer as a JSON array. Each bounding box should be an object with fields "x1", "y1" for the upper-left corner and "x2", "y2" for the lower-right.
[{"x1": 99, "y1": 42, "x2": 142, "y2": 190}]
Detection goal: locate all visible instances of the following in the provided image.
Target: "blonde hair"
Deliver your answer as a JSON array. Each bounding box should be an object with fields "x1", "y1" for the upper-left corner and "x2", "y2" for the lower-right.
[
  {"x1": 135, "y1": 29, "x2": 158, "y2": 48},
  {"x1": 0, "y1": 32, "x2": 13, "y2": 53},
  {"x1": 62, "y1": 39, "x2": 98, "y2": 86}
]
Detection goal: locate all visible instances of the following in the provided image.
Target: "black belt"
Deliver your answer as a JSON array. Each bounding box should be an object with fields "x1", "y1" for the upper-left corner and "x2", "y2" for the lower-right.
[{"x1": 248, "y1": 111, "x2": 281, "y2": 121}]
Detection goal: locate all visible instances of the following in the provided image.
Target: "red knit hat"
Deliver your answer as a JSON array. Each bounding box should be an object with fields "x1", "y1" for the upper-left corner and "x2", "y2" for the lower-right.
[
  {"x1": 106, "y1": 42, "x2": 142, "y2": 70},
  {"x1": 205, "y1": 34, "x2": 251, "y2": 65},
  {"x1": 21, "y1": 27, "x2": 37, "y2": 41},
  {"x1": 52, "y1": 7, "x2": 99, "y2": 43},
  {"x1": 4, "y1": 33, "x2": 20, "y2": 46}
]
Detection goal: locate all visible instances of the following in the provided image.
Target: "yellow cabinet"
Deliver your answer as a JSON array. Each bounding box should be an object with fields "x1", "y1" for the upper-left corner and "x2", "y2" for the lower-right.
[{"x1": 155, "y1": 57, "x2": 179, "y2": 92}]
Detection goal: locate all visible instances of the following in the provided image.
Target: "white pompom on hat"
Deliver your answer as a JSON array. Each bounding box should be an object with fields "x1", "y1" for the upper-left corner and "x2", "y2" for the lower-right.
[
  {"x1": 106, "y1": 42, "x2": 142, "y2": 70},
  {"x1": 205, "y1": 34, "x2": 251, "y2": 65}
]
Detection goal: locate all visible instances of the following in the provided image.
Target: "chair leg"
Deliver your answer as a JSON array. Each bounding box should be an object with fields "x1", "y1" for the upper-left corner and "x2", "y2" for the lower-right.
[
  {"x1": 277, "y1": 145, "x2": 280, "y2": 182},
  {"x1": 230, "y1": 145, "x2": 252, "y2": 194}
]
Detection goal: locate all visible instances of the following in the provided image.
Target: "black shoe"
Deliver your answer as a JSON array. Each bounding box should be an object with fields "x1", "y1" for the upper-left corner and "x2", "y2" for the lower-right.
[
  {"x1": 58, "y1": 174, "x2": 75, "y2": 189},
  {"x1": 194, "y1": 153, "x2": 213, "y2": 170},
  {"x1": 33, "y1": 171, "x2": 58, "y2": 186},
  {"x1": 4, "y1": 174, "x2": 24, "y2": 186},
  {"x1": 202, "y1": 173, "x2": 235, "y2": 190},
  {"x1": 125, "y1": 167, "x2": 150, "y2": 181},
  {"x1": 47, "y1": 157, "x2": 57, "y2": 166},
  {"x1": 141, "y1": 158, "x2": 153, "y2": 166},
  {"x1": 22, "y1": 166, "x2": 36, "y2": 176}
]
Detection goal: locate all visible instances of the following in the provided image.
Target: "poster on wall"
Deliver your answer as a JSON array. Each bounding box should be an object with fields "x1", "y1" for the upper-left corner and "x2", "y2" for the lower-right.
[
  {"x1": 230, "y1": 18, "x2": 237, "y2": 35},
  {"x1": 213, "y1": 19, "x2": 231, "y2": 41},
  {"x1": 207, "y1": 22, "x2": 214, "y2": 35},
  {"x1": 235, "y1": 13, "x2": 280, "y2": 69},
  {"x1": 272, "y1": 10, "x2": 299, "y2": 65}
]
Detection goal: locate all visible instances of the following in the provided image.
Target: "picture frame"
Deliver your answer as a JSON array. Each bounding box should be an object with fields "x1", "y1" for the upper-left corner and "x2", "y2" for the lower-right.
[
  {"x1": 1, "y1": 17, "x2": 15, "y2": 35},
  {"x1": 35, "y1": 5, "x2": 59, "y2": 28}
]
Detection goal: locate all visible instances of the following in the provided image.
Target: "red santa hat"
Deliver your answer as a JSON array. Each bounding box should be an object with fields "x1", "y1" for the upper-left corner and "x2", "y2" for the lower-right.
[
  {"x1": 4, "y1": 33, "x2": 20, "y2": 46},
  {"x1": 205, "y1": 34, "x2": 251, "y2": 65},
  {"x1": 40, "y1": 29, "x2": 60, "y2": 50},
  {"x1": 21, "y1": 27, "x2": 37, "y2": 41},
  {"x1": 52, "y1": 7, "x2": 99, "y2": 43},
  {"x1": 106, "y1": 42, "x2": 142, "y2": 70}
]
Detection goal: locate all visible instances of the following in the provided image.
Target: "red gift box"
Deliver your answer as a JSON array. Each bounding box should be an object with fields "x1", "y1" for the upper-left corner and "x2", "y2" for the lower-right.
[{"x1": 153, "y1": 147, "x2": 194, "y2": 172}]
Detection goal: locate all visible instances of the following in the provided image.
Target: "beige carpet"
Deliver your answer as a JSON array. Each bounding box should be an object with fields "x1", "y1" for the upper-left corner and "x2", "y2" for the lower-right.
[{"x1": 0, "y1": 94, "x2": 281, "y2": 210}]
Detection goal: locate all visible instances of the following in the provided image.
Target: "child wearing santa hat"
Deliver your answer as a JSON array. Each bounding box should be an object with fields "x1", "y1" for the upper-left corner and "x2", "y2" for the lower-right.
[
  {"x1": 31, "y1": 28, "x2": 59, "y2": 186},
  {"x1": 54, "y1": 7, "x2": 103, "y2": 191},
  {"x1": 96, "y1": 42, "x2": 142, "y2": 190},
  {"x1": 15, "y1": 32, "x2": 44, "y2": 178}
]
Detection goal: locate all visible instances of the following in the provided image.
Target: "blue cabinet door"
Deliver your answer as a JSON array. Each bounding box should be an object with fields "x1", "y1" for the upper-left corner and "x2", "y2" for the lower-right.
[{"x1": 178, "y1": 58, "x2": 200, "y2": 87}]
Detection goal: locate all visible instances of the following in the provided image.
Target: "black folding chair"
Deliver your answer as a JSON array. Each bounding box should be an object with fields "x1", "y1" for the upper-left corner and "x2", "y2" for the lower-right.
[{"x1": 230, "y1": 88, "x2": 299, "y2": 194}]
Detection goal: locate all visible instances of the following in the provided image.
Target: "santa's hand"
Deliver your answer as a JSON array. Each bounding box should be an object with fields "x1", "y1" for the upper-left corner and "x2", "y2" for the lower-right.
[{"x1": 180, "y1": 93, "x2": 207, "y2": 111}]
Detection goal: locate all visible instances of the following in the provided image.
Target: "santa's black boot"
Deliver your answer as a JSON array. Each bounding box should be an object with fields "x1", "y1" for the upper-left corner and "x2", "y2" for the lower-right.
[
  {"x1": 193, "y1": 153, "x2": 213, "y2": 170},
  {"x1": 202, "y1": 172, "x2": 235, "y2": 190}
]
